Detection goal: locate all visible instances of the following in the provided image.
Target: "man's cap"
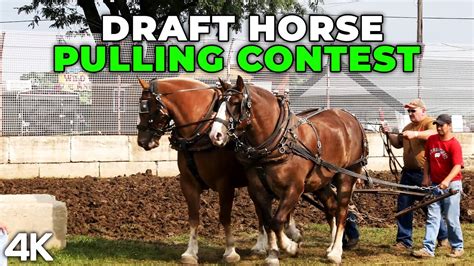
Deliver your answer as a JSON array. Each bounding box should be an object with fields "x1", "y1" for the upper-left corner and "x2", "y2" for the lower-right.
[
  {"x1": 404, "y1": 98, "x2": 426, "y2": 109},
  {"x1": 433, "y1": 114, "x2": 452, "y2": 125}
]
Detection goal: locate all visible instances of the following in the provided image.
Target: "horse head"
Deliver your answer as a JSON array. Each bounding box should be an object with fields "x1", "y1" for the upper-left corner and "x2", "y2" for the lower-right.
[
  {"x1": 210, "y1": 75, "x2": 252, "y2": 147},
  {"x1": 136, "y1": 78, "x2": 173, "y2": 150}
]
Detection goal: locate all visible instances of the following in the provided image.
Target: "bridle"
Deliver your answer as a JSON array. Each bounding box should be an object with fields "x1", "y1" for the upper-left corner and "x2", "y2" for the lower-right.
[
  {"x1": 216, "y1": 84, "x2": 252, "y2": 134},
  {"x1": 137, "y1": 80, "x2": 221, "y2": 138},
  {"x1": 137, "y1": 88, "x2": 173, "y2": 138}
]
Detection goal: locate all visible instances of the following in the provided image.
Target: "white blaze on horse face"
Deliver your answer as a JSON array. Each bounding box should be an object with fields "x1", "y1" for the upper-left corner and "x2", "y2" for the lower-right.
[{"x1": 210, "y1": 101, "x2": 229, "y2": 147}]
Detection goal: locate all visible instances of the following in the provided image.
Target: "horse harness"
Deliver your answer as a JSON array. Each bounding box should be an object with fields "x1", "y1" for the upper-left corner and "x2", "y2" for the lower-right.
[
  {"x1": 225, "y1": 86, "x2": 439, "y2": 194},
  {"x1": 138, "y1": 79, "x2": 224, "y2": 189},
  {"x1": 169, "y1": 90, "x2": 231, "y2": 190},
  {"x1": 224, "y1": 86, "x2": 373, "y2": 197}
]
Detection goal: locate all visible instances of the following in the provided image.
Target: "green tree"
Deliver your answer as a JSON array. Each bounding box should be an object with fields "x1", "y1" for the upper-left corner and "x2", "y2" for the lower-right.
[{"x1": 17, "y1": 0, "x2": 307, "y2": 34}]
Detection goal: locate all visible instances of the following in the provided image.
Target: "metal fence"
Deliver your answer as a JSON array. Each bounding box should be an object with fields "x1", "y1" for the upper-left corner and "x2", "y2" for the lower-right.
[{"x1": 1, "y1": 31, "x2": 473, "y2": 136}]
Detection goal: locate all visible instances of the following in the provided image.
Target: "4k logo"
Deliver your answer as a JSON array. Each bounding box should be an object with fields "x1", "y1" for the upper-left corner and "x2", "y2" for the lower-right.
[{"x1": 4, "y1": 232, "x2": 53, "y2": 261}]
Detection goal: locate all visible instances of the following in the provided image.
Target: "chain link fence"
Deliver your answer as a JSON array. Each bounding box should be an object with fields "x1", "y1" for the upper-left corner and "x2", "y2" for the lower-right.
[{"x1": 1, "y1": 31, "x2": 473, "y2": 136}]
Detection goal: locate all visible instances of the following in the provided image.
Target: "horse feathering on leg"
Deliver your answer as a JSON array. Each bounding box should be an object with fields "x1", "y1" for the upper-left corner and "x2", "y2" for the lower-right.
[
  {"x1": 136, "y1": 78, "x2": 302, "y2": 264},
  {"x1": 209, "y1": 76, "x2": 368, "y2": 264}
]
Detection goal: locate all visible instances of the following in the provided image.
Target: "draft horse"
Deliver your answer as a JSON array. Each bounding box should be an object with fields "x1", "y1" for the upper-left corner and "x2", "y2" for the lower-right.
[
  {"x1": 209, "y1": 76, "x2": 368, "y2": 264},
  {"x1": 136, "y1": 78, "x2": 301, "y2": 264}
]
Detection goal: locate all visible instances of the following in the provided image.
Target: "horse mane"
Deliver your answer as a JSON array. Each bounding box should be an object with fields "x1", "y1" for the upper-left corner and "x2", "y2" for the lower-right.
[
  {"x1": 153, "y1": 78, "x2": 209, "y2": 93},
  {"x1": 246, "y1": 83, "x2": 276, "y2": 100},
  {"x1": 296, "y1": 108, "x2": 321, "y2": 116},
  {"x1": 158, "y1": 77, "x2": 208, "y2": 86}
]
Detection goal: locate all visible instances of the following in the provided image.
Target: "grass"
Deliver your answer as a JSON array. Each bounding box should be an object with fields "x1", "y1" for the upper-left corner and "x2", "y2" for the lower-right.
[{"x1": 9, "y1": 224, "x2": 473, "y2": 265}]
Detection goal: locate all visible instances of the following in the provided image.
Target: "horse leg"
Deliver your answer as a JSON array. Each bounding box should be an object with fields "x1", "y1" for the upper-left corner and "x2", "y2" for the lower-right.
[
  {"x1": 252, "y1": 206, "x2": 300, "y2": 256},
  {"x1": 246, "y1": 169, "x2": 279, "y2": 265},
  {"x1": 179, "y1": 174, "x2": 202, "y2": 265},
  {"x1": 251, "y1": 202, "x2": 268, "y2": 256},
  {"x1": 285, "y1": 212, "x2": 303, "y2": 243},
  {"x1": 273, "y1": 190, "x2": 303, "y2": 257},
  {"x1": 327, "y1": 172, "x2": 357, "y2": 264},
  {"x1": 314, "y1": 184, "x2": 338, "y2": 254},
  {"x1": 265, "y1": 229, "x2": 280, "y2": 266},
  {"x1": 218, "y1": 188, "x2": 241, "y2": 263}
]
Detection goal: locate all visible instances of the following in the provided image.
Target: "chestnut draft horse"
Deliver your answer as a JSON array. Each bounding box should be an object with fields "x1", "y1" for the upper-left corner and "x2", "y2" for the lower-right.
[
  {"x1": 136, "y1": 78, "x2": 301, "y2": 264},
  {"x1": 209, "y1": 76, "x2": 368, "y2": 264}
]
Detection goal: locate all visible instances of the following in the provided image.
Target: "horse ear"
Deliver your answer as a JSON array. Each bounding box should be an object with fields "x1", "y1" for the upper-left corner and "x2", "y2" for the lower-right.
[
  {"x1": 236, "y1": 75, "x2": 245, "y2": 92},
  {"x1": 217, "y1": 78, "x2": 227, "y2": 92},
  {"x1": 138, "y1": 78, "x2": 150, "y2": 90}
]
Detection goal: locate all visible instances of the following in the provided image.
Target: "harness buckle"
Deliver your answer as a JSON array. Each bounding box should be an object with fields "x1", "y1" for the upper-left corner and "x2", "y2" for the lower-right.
[{"x1": 279, "y1": 146, "x2": 286, "y2": 154}]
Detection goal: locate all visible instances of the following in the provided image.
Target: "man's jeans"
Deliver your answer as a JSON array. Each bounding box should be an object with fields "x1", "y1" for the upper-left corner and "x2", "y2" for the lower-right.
[
  {"x1": 396, "y1": 169, "x2": 448, "y2": 247},
  {"x1": 344, "y1": 211, "x2": 359, "y2": 241},
  {"x1": 423, "y1": 180, "x2": 463, "y2": 255}
]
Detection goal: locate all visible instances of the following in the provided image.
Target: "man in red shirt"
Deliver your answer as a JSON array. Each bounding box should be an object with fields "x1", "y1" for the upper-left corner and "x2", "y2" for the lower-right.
[{"x1": 412, "y1": 114, "x2": 464, "y2": 258}]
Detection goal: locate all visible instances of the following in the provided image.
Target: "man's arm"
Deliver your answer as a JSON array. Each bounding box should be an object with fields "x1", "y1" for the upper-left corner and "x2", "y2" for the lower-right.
[
  {"x1": 381, "y1": 124, "x2": 403, "y2": 148},
  {"x1": 403, "y1": 129, "x2": 437, "y2": 140},
  {"x1": 439, "y1": 165, "x2": 462, "y2": 189},
  {"x1": 386, "y1": 132, "x2": 403, "y2": 148},
  {"x1": 422, "y1": 159, "x2": 431, "y2": 186}
]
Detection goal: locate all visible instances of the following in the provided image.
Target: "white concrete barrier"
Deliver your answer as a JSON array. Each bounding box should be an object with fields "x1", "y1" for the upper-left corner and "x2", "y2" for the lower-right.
[
  {"x1": 0, "y1": 194, "x2": 67, "y2": 249},
  {"x1": 71, "y1": 136, "x2": 129, "y2": 162},
  {"x1": 0, "y1": 133, "x2": 472, "y2": 179},
  {"x1": 9, "y1": 136, "x2": 70, "y2": 163},
  {"x1": 0, "y1": 137, "x2": 8, "y2": 164}
]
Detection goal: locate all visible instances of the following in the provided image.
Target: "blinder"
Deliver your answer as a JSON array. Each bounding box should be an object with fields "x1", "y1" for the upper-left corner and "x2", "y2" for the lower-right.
[
  {"x1": 222, "y1": 85, "x2": 252, "y2": 132},
  {"x1": 139, "y1": 99, "x2": 150, "y2": 113},
  {"x1": 137, "y1": 81, "x2": 173, "y2": 137}
]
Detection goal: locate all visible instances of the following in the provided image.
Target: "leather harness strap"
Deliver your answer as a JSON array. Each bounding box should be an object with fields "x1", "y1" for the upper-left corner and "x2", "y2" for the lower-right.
[
  {"x1": 231, "y1": 91, "x2": 426, "y2": 191},
  {"x1": 165, "y1": 87, "x2": 222, "y2": 189}
]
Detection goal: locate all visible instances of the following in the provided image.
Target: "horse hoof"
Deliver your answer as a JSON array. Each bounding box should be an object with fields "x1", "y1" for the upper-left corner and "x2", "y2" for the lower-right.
[
  {"x1": 287, "y1": 230, "x2": 303, "y2": 243},
  {"x1": 285, "y1": 229, "x2": 303, "y2": 243},
  {"x1": 326, "y1": 246, "x2": 333, "y2": 255},
  {"x1": 264, "y1": 257, "x2": 280, "y2": 266},
  {"x1": 251, "y1": 247, "x2": 267, "y2": 257},
  {"x1": 327, "y1": 253, "x2": 342, "y2": 264},
  {"x1": 223, "y1": 252, "x2": 240, "y2": 263},
  {"x1": 284, "y1": 241, "x2": 299, "y2": 257},
  {"x1": 181, "y1": 254, "x2": 198, "y2": 265}
]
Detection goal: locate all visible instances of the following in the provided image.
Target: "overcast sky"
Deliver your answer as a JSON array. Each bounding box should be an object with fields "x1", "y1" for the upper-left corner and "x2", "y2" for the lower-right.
[{"x1": 0, "y1": 0, "x2": 473, "y2": 44}]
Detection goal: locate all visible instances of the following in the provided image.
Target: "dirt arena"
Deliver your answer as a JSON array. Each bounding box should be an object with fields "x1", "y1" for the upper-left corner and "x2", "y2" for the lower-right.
[{"x1": 0, "y1": 171, "x2": 472, "y2": 241}]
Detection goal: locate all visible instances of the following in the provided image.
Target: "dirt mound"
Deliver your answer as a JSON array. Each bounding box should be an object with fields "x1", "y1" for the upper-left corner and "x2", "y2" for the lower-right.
[{"x1": 0, "y1": 171, "x2": 472, "y2": 241}]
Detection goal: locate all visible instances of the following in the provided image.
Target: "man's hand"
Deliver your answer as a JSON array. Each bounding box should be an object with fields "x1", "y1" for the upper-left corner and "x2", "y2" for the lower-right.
[
  {"x1": 381, "y1": 124, "x2": 390, "y2": 134},
  {"x1": 403, "y1": 130, "x2": 418, "y2": 140},
  {"x1": 439, "y1": 179, "x2": 450, "y2": 190}
]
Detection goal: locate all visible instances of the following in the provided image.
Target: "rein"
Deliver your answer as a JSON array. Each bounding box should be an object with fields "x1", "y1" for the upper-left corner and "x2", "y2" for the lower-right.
[
  {"x1": 223, "y1": 86, "x2": 430, "y2": 192},
  {"x1": 231, "y1": 95, "x2": 291, "y2": 162},
  {"x1": 380, "y1": 130, "x2": 403, "y2": 182},
  {"x1": 170, "y1": 89, "x2": 221, "y2": 151},
  {"x1": 138, "y1": 82, "x2": 221, "y2": 139}
]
